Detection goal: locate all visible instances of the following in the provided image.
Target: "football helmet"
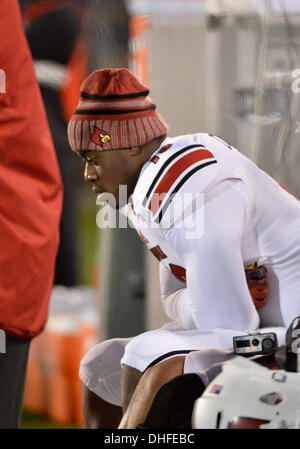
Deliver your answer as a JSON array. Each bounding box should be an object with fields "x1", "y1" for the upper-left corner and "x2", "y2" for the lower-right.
[{"x1": 192, "y1": 355, "x2": 300, "y2": 429}]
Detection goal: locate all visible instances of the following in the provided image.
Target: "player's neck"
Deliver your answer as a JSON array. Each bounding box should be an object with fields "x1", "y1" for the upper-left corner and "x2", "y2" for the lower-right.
[
  {"x1": 143, "y1": 134, "x2": 167, "y2": 160},
  {"x1": 126, "y1": 134, "x2": 168, "y2": 199}
]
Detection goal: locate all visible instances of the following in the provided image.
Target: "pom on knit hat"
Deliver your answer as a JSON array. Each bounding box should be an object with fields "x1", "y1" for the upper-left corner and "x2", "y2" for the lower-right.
[{"x1": 68, "y1": 68, "x2": 168, "y2": 152}]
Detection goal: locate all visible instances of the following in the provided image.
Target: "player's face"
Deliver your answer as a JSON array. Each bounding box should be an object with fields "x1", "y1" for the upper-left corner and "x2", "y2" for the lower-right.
[{"x1": 77, "y1": 149, "x2": 136, "y2": 207}]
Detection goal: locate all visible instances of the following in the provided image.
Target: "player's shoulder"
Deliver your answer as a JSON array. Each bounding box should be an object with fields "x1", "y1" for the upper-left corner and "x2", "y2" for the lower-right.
[{"x1": 132, "y1": 133, "x2": 224, "y2": 226}]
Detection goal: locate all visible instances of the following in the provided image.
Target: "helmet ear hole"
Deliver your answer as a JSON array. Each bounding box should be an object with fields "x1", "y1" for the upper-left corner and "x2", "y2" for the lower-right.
[
  {"x1": 215, "y1": 411, "x2": 222, "y2": 428},
  {"x1": 259, "y1": 392, "x2": 283, "y2": 405}
]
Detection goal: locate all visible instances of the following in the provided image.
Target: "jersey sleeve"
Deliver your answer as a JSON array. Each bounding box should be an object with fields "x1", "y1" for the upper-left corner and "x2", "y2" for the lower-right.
[
  {"x1": 134, "y1": 139, "x2": 222, "y2": 225},
  {"x1": 159, "y1": 262, "x2": 197, "y2": 329},
  {"x1": 166, "y1": 179, "x2": 260, "y2": 332}
]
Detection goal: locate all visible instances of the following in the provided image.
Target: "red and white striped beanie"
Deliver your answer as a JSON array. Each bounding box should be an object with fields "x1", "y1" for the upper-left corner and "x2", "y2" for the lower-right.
[{"x1": 68, "y1": 68, "x2": 168, "y2": 152}]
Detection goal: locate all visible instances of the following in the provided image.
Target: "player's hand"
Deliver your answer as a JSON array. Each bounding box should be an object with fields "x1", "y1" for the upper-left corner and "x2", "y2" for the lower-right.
[{"x1": 245, "y1": 264, "x2": 269, "y2": 309}]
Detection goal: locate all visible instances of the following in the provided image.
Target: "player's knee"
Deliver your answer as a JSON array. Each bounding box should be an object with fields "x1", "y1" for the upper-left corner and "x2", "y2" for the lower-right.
[
  {"x1": 80, "y1": 339, "x2": 113, "y2": 390},
  {"x1": 79, "y1": 338, "x2": 127, "y2": 404}
]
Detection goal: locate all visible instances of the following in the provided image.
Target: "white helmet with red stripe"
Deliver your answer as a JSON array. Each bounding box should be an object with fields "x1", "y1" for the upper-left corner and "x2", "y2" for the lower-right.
[{"x1": 192, "y1": 356, "x2": 300, "y2": 429}]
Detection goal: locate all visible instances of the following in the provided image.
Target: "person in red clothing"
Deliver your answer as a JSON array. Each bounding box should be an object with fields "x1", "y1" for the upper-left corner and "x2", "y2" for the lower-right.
[
  {"x1": 0, "y1": 0, "x2": 62, "y2": 428},
  {"x1": 20, "y1": 0, "x2": 89, "y2": 287}
]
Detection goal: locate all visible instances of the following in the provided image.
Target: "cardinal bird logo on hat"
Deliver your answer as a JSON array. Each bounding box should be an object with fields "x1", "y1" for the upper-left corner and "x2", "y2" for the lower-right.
[{"x1": 91, "y1": 126, "x2": 111, "y2": 147}]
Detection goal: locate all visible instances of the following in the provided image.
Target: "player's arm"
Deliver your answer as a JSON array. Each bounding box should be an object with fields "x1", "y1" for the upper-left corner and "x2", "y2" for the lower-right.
[
  {"x1": 166, "y1": 179, "x2": 260, "y2": 332},
  {"x1": 159, "y1": 262, "x2": 197, "y2": 329}
]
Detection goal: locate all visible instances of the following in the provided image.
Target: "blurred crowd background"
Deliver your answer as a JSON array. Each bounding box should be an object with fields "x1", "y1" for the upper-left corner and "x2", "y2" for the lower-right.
[{"x1": 18, "y1": 0, "x2": 300, "y2": 427}]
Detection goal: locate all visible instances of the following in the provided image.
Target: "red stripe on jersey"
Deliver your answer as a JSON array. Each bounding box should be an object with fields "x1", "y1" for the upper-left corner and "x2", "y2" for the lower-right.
[
  {"x1": 278, "y1": 182, "x2": 299, "y2": 200},
  {"x1": 150, "y1": 245, "x2": 167, "y2": 261},
  {"x1": 149, "y1": 149, "x2": 214, "y2": 215}
]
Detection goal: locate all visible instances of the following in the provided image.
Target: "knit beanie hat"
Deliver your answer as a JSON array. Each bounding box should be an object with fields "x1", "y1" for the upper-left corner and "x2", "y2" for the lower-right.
[{"x1": 68, "y1": 68, "x2": 168, "y2": 152}]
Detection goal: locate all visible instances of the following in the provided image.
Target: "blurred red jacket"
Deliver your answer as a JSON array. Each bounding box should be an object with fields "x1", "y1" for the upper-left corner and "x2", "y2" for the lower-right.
[{"x1": 0, "y1": 0, "x2": 63, "y2": 339}]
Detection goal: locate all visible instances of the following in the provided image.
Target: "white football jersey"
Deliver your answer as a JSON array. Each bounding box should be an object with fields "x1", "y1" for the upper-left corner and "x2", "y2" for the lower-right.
[{"x1": 127, "y1": 133, "x2": 300, "y2": 332}]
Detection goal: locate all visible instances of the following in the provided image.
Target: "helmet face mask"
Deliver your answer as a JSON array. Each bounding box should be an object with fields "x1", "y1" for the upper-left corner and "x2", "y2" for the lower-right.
[{"x1": 192, "y1": 356, "x2": 300, "y2": 429}]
